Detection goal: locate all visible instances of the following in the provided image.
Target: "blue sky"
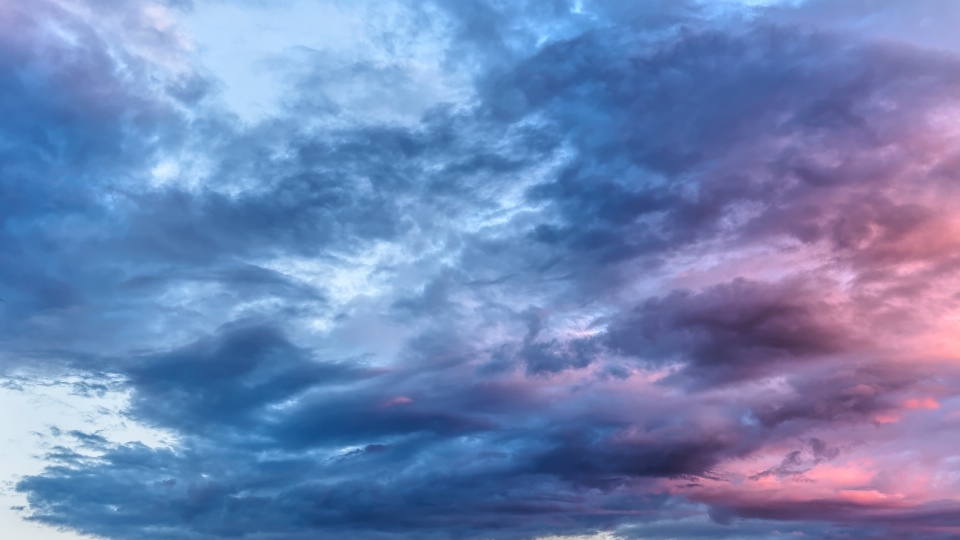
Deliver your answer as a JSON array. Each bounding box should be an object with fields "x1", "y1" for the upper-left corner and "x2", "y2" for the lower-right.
[{"x1": 5, "y1": 1, "x2": 960, "y2": 539}]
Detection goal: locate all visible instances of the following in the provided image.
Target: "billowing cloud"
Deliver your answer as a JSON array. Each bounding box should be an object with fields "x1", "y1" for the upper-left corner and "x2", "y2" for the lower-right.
[{"x1": 3, "y1": 0, "x2": 960, "y2": 539}]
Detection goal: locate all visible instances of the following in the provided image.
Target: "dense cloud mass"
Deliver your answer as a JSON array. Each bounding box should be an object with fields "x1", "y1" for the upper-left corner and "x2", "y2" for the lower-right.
[{"x1": 5, "y1": 0, "x2": 960, "y2": 539}]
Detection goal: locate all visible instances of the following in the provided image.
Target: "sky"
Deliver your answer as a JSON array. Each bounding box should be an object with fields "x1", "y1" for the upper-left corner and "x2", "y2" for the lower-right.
[{"x1": 4, "y1": 0, "x2": 960, "y2": 539}]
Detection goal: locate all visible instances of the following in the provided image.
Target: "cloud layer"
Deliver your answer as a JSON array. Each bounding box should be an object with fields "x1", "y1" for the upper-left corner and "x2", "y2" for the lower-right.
[{"x1": 4, "y1": 0, "x2": 960, "y2": 539}]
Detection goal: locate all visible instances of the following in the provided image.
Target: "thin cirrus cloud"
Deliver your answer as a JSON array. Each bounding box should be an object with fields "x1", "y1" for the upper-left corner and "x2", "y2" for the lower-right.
[{"x1": 2, "y1": 0, "x2": 960, "y2": 539}]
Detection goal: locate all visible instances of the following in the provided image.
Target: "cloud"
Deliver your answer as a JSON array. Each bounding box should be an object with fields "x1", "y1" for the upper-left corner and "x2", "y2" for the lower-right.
[
  {"x1": 606, "y1": 278, "x2": 851, "y2": 384},
  {"x1": 6, "y1": 1, "x2": 960, "y2": 539}
]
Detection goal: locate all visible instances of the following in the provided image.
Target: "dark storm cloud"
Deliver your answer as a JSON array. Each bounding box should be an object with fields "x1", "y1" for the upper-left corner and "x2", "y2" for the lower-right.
[
  {"x1": 8, "y1": 1, "x2": 960, "y2": 539},
  {"x1": 748, "y1": 364, "x2": 915, "y2": 428},
  {"x1": 606, "y1": 278, "x2": 850, "y2": 384},
  {"x1": 125, "y1": 323, "x2": 359, "y2": 434},
  {"x1": 16, "y1": 328, "x2": 714, "y2": 539}
]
